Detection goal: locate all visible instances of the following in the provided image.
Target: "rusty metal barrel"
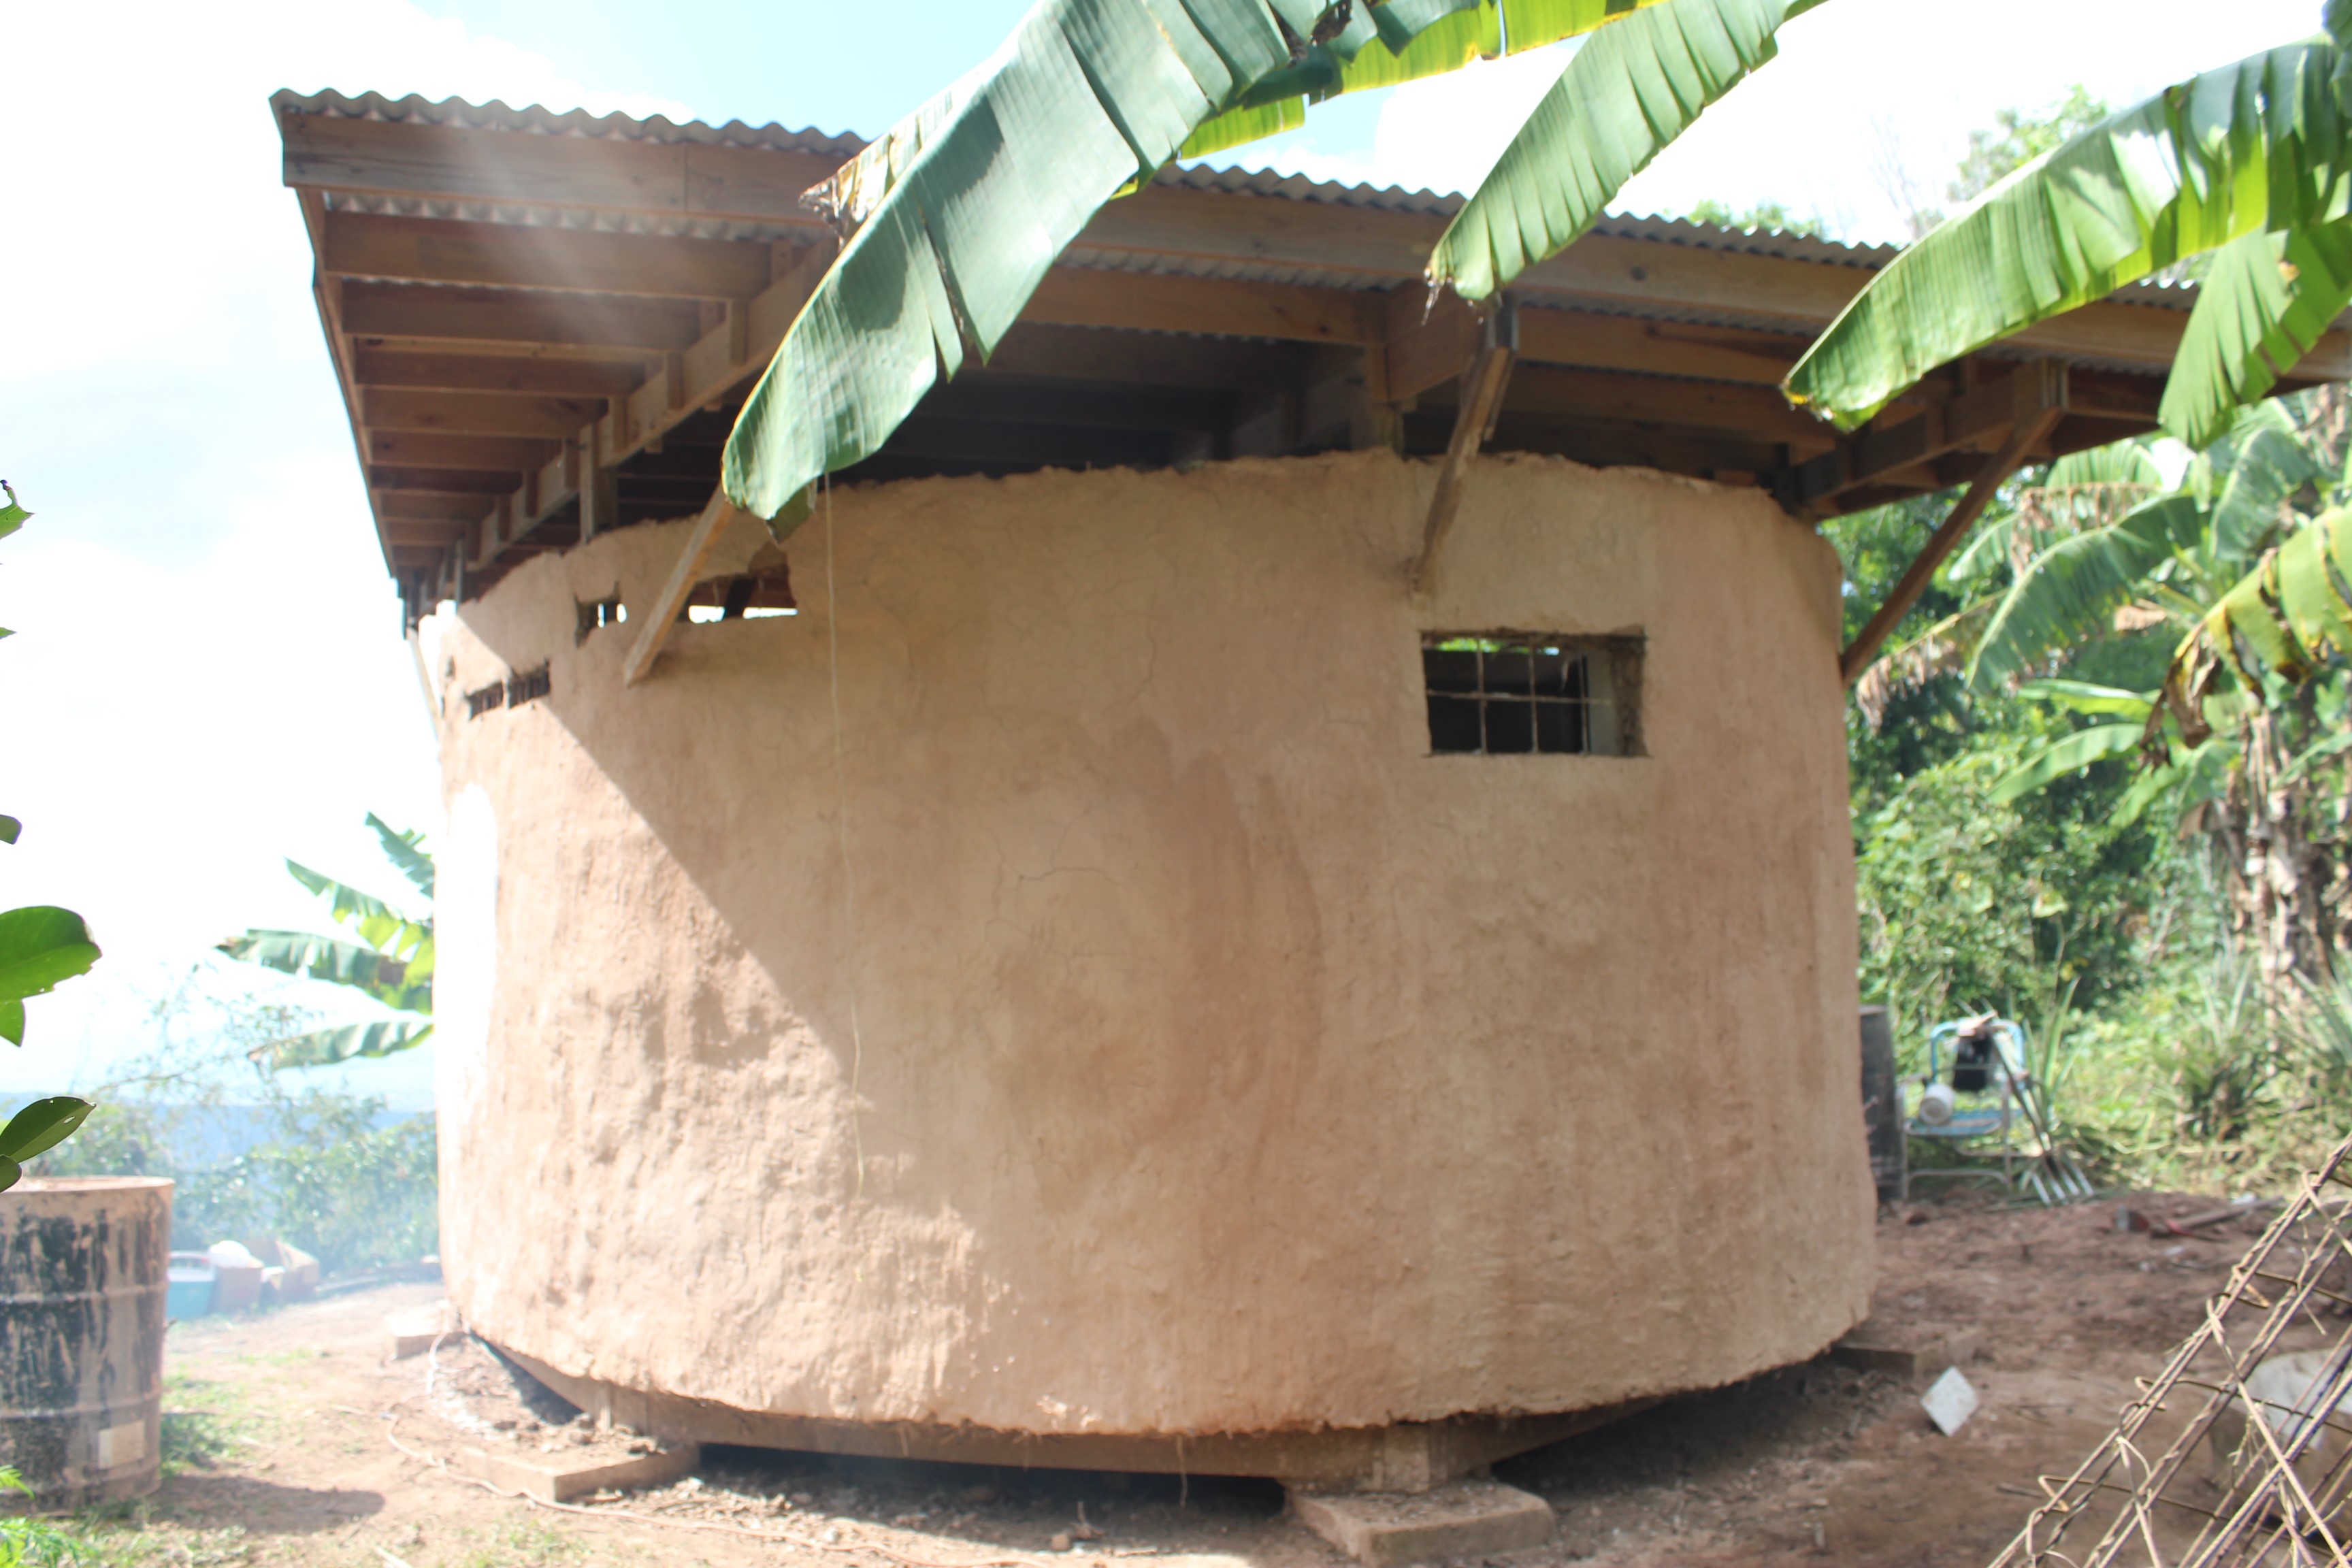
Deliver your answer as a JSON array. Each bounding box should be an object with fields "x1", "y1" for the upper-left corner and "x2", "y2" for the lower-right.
[{"x1": 0, "y1": 1177, "x2": 171, "y2": 1507}]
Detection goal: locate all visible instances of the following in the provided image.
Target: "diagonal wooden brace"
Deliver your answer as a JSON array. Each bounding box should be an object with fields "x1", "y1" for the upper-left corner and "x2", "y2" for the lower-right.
[
  {"x1": 623, "y1": 487, "x2": 749, "y2": 686},
  {"x1": 1838, "y1": 361, "x2": 2068, "y2": 687},
  {"x1": 1412, "y1": 297, "x2": 1519, "y2": 601}
]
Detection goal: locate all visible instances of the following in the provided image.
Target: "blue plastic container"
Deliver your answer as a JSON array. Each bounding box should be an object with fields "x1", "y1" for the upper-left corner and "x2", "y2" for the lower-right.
[{"x1": 165, "y1": 1252, "x2": 214, "y2": 1320}]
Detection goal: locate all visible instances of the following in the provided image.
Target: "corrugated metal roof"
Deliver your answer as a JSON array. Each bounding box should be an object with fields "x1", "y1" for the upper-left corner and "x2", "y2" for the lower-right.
[
  {"x1": 274, "y1": 88, "x2": 864, "y2": 157},
  {"x1": 282, "y1": 89, "x2": 2197, "y2": 310},
  {"x1": 318, "y1": 189, "x2": 808, "y2": 246}
]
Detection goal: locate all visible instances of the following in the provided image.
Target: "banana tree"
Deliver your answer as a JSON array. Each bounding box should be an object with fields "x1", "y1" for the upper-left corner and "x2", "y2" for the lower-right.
[
  {"x1": 1966, "y1": 398, "x2": 2352, "y2": 985},
  {"x1": 0, "y1": 482, "x2": 96, "y2": 1189},
  {"x1": 723, "y1": 0, "x2": 1832, "y2": 525},
  {"x1": 1786, "y1": 3, "x2": 2352, "y2": 449},
  {"x1": 220, "y1": 815, "x2": 434, "y2": 1068}
]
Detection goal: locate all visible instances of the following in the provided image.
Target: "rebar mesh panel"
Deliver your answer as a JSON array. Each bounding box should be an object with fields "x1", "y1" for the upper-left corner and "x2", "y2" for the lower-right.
[{"x1": 1988, "y1": 1134, "x2": 2352, "y2": 1568}]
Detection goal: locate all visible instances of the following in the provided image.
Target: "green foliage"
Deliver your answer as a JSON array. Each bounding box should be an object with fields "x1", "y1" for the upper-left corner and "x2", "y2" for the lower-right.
[
  {"x1": 1855, "y1": 735, "x2": 2153, "y2": 1033},
  {"x1": 1684, "y1": 198, "x2": 1829, "y2": 238},
  {"x1": 1428, "y1": 0, "x2": 1825, "y2": 301},
  {"x1": 724, "y1": 0, "x2": 1761, "y2": 526},
  {"x1": 0, "y1": 484, "x2": 94, "y2": 1186},
  {"x1": 31, "y1": 987, "x2": 438, "y2": 1275},
  {"x1": 220, "y1": 818, "x2": 434, "y2": 1068},
  {"x1": 1947, "y1": 83, "x2": 2111, "y2": 203},
  {"x1": 1787, "y1": 37, "x2": 2352, "y2": 435},
  {"x1": 0, "y1": 1469, "x2": 69, "y2": 1568}
]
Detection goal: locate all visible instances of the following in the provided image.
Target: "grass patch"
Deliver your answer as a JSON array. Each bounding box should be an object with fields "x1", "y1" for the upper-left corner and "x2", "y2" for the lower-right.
[
  {"x1": 158, "y1": 1374, "x2": 259, "y2": 1478},
  {"x1": 459, "y1": 1518, "x2": 585, "y2": 1565}
]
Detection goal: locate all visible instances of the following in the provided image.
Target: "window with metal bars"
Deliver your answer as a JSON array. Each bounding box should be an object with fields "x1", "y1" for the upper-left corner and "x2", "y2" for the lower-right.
[{"x1": 1422, "y1": 634, "x2": 1642, "y2": 757}]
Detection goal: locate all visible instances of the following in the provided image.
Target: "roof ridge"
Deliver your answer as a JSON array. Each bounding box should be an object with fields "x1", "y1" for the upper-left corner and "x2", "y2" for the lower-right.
[{"x1": 270, "y1": 88, "x2": 866, "y2": 157}]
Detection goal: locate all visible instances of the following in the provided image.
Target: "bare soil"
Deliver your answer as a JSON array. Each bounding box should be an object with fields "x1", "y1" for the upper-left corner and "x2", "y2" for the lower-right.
[{"x1": 83, "y1": 1188, "x2": 2279, "y2": 1568}]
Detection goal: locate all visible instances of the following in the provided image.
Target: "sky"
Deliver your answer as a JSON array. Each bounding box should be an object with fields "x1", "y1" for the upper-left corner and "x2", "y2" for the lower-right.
[{"x1": 0, "y1": 0, "x2": 2328, "y2": 1107}]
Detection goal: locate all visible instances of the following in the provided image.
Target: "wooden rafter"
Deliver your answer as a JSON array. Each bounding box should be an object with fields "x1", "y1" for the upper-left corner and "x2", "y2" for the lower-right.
[
  {"x1": 1837, "y1": 361, "x2": 2070, "y2": 685},
  {"x1": 280, "y1": 103, "x2": 2341, "y2": 380},
  {"x1": 1413, "y1": 299, "x2": 1518, "y2": 600},
  {"x1": 276, "y1": 98, "x2": 2349, "y2": 623},
  {"x1": 623, "y1": 490, "x2": 748, "y2": 685}
]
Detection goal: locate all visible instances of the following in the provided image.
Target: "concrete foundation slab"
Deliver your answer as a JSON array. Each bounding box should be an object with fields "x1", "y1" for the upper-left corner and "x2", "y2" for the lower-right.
[
  {"x1": 1290, "y1": 1480, "x2": 1554, "y2": 1566},
  {"x1": 499, "y1": 1343, "x2": 1646, "y2": 1491},
  {"x1": 453, "y1": 1442, "x2": 698, "y2": 1503}
]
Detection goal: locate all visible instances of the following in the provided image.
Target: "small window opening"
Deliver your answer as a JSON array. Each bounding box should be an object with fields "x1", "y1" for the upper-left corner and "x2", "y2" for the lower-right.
[
  {"x1": 576, "y1": 594, "x2": 627, "y2": 643},
  {"x1": 464, "y1": 683, "x2": 504, "y2": 720},
  {"x1": 1423, "y1": 633, "x2": 1642, "y2": 757},
  {"x1": 506, "y1": 664, "x2": 551, "y2": 708},
  {"x1": 682, "y1": 545, "x2": 796, "y2": 625}
]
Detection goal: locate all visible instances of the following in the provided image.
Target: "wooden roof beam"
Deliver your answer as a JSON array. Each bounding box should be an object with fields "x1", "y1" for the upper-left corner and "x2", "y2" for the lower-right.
[
  {"x1": 368, "y1": 431, "x2": 557, "y2": 472},
  {"x1": 342, "y1": 281, "x2": 703, "y2": 351},
  {"x1": 1493, "y1": 363, "x2": 1828, "y2": 446},
  {"x1": 353, "y1": 348, "x2": 651, "y2": 396},
  {"x1": 1840, "y1": 366, "x2": 2070, "y2": 683},
  {"x1": 365, "y1": 388, "x2": 613, "y2": 440},
  {"x1": 286, "y1": 109, "x2": 2334, "y2": 380},
  {"x1": 1023, "y1": 267, "x2": 1381, "y2": 346},
  {"x1": 322, "y1": 212, "x2": 773, "y2": 300},
  {"x1": 1784, "y1": 359, "x2": 2067, "y2": 516}
]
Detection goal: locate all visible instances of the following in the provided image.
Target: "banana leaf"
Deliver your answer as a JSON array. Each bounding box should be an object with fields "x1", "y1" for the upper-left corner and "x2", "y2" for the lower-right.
[
  {"x1": 2208, "y1": 414, "x2": 2323, "y2": 561},
  {"x1": 1187, "y1": 0, "x2": 1693, "y2": 156},
  {"x1": 726, "y1": 0, "x2": 1679, "y2": 526},
  {"x1": 2014, "y1": 679, "x2": 2157, "y2": 719},
  {"x1": 366, "y1": 814, "x2": 435, "y2": 900},
  {"x1": 1784, "y1": 37, "x2": 2352, "y2": 429},
  {"x1": 2043, "y1": 442, "x2": 2165, "y2": 490},
  {"x1": 217, "y1": 930, "x2": 431, "y2": 1015},
  {"x1": 250, "y1": 1019, "x2": 436, "y2": 1071},
  {"x1": 1967, "y1": 495, "x2": 2204, "y2": 689},
  {"x1": 284, "y1": 860, "x2": 431, "y2": 960},
  {"x1": 1989, "y1": 723, "x2": 2145, "y2": 804},
  {"x1": 2169, "y1": 504, "x2": 2352, "y2": 693},
  {"x1": 2161, "y1": 222, "x2": 2352, "y2": 449},
  {"x1": 1429, "y1": 0, "x2": 1825, "y2": 300}
]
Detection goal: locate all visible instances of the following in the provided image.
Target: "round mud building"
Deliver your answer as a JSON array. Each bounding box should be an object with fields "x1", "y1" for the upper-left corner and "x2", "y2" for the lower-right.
[
  {"x1": 271, "y1": 89, "x2": 2223, "y2": 1491},
  {"x1": 427, "y1": 448, "x2": 1872, "y2": 1482}
]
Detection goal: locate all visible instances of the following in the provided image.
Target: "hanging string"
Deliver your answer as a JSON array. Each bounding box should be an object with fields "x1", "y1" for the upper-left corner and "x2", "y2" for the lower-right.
[{"x1": 823, "y1": 472, "x2": 868, "y2": 1202}]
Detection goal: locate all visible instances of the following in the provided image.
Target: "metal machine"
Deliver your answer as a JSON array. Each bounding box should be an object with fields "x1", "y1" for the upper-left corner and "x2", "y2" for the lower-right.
[{"x1": 1907, "y1": 1014, "x2": 2093, "y2": 1205}]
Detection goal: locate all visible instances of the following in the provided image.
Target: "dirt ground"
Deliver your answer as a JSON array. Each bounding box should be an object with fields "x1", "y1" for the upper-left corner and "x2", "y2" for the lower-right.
[{"x1": 69, "y1": 1189, "x2": 2282, "y2": 1568}]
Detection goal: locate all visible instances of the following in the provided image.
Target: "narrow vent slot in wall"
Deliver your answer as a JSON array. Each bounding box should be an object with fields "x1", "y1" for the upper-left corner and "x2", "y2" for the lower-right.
[{"x1": 506, "y1": 665, "x2": 552, "y2": 708}]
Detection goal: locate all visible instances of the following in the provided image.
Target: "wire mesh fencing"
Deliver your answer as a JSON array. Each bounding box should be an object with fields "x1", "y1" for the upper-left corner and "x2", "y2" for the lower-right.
[{"x1": 1990, "y1": 1132, "x2": 2352, "y2": 1567}]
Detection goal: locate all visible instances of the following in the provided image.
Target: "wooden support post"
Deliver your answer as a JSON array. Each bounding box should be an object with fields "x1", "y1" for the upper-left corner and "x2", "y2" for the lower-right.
[
  {"x1": 578, "y1": 427, "x2": 618, "y2": 542},
  {"x1": 1838, "y1": 361, "x2": 2069, "y2": 687},
  {"x1": 1412, "y1": 297, "x2": 1518, "y2": 601},
  {"x1": 623, "y1": 488, "x2": 743, "y2": 686}
]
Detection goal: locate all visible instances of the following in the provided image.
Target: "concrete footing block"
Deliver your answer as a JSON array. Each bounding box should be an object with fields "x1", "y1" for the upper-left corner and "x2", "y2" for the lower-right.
[
  {"x1": 1289, "y1": 1479, "x2": 1555, "y2": 1566},
  {"x1": 385, "y1": 1301, "x2": 461, "y2": 1360},
  {"x1": 1830, "y1": 1320, "x2": 1981, "y2": 1378},
  {"x1": 453, "y1": 1441, "x2": 699, "y2": 1503}
]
